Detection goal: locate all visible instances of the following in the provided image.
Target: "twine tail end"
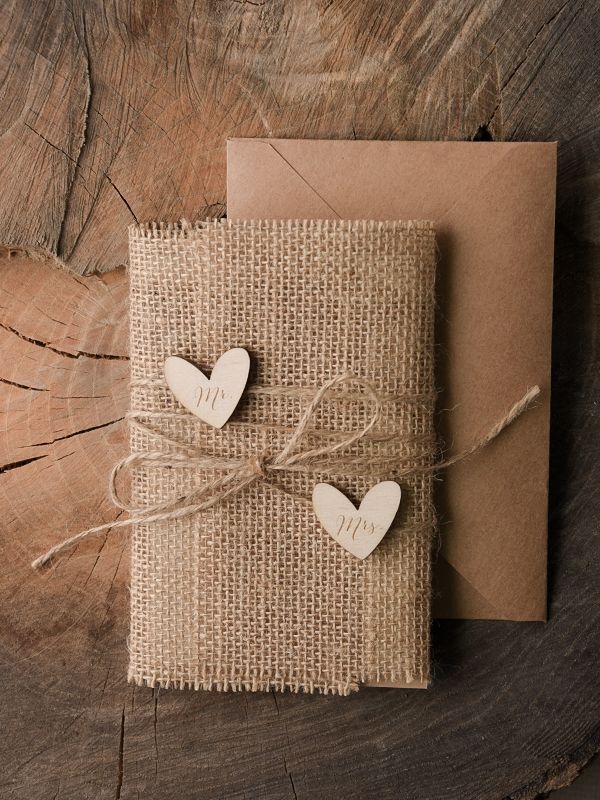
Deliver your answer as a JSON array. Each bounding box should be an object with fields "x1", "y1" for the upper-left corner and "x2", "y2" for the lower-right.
[
  {"x1": 30, "y1": 516, "x2": 126, "y2": 572},
  {"x1": 439, "y1": 384, "x2": 542, "y2": 471},
  {"x1": 31, "y1": 552, "x2": 54, "y2": 570},
  {"x1": 501, "y1": 384, "x2": 541, "y2": 431}
]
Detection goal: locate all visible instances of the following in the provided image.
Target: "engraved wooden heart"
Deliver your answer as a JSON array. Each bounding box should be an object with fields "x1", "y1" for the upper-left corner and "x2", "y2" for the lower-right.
[
  {"x1": 164, "y1": 348, "x2": 250, "y2": 429},
  {"x1": 312, "y1": 481, "x2": 402, "y2": 559}
]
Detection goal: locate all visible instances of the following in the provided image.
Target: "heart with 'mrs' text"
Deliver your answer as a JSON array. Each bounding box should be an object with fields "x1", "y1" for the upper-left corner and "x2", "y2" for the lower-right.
[{"x1": 312, "y1": 481, "x2": 401, "y2": 559}]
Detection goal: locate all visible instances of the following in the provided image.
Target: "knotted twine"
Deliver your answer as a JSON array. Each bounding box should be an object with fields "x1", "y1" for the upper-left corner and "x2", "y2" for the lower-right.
[
  {"x1": 30, "y1": 219, "x2": 539, "y2": 694},
  {"x1": 31, "y1": 373, "x2": 382, "y2": 566}
]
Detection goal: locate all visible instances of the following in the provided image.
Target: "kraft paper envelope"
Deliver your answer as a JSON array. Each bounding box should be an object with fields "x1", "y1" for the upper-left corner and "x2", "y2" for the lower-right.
[{"x1": 227, "y1": 138, "x2": 556, "y2": 622}]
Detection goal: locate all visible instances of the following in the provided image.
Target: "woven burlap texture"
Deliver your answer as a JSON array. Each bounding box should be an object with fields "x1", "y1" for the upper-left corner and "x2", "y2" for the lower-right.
[{"x1": 127, "y1": 218, "x2": 436, "y2": 695}]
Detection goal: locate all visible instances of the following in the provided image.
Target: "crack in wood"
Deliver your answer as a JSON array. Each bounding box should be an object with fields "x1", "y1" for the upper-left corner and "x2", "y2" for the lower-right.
[
  {"x1": 105, "y1": 174, "x2": 139, "y2": 224},
  {"x1": 0, "y1": 320, "x2": 128, "y2": 360},
  {"x1": 153, "y1": 689, "x2": 160, "y2": 776},
  {"x1": 57, "y1": 1, "x2": 94, "y2": 262},
  {"x1": 0, "y1": 454, "x2": 47, "y2": 474},
  {"x1": 23, "y1": 123, "x2": 80, "y2": 165},
  {"x1": 21, "y1": 416, "x2": 124, "y2": 449},
  {"x1": 283, "y1": 754, "x2": 298, "y2": 800},
  {"x1": 0, "y1": 375, "x2": 48, "y2": 392},
  {"x1": 81, "y1": 514, "x2": 123, "y2": 590},
  {"x1": 115, "y1": 707, "x2": 125, "y2": 800},
  {"x1": 471, "y1": 123, "x2": 494, "y2": 141},
  {"x1": 229, "y1": 0, "x2": 266, "y2": 7}
]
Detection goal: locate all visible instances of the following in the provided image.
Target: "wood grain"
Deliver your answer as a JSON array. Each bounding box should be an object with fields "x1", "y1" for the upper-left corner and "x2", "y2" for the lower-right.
[{"x1": 0, "y1": 1, "x2": 598, "y2": 798}]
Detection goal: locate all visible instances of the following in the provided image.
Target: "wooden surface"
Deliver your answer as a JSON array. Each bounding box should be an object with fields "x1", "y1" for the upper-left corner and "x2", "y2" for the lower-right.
[{"x1": 0, "y1": 1, "x2": 598, "y2": 798}]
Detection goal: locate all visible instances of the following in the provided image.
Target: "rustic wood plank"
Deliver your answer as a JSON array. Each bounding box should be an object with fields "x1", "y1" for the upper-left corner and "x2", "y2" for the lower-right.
[{"x1": 0, "y1": 1, "x2": 598, "y2": 799}]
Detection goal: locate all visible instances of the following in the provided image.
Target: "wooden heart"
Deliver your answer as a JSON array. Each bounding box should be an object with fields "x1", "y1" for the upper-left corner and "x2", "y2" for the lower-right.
[
  {"x1": 312, "y1": 481, "x2": 402, "y2": 559},
  {"x1": 164, "y1": 348, "x2": 250, "y2": 428}
]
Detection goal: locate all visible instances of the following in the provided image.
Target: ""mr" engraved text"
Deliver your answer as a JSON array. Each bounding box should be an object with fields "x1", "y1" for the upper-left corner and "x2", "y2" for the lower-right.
[{"x1": 195, "y1": 384, "x2": 227, "y2": 411}]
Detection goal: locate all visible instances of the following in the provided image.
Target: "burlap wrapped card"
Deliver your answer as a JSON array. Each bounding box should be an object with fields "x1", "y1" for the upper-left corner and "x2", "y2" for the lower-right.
[{"x1": 127, "y1": 218, "x2": 437, "y2": 694}]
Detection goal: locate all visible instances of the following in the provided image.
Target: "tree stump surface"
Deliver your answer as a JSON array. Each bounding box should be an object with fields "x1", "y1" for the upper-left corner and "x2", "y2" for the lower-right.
[{"x1": 0, "y1": 2, "x2": 598, "y2": 799}]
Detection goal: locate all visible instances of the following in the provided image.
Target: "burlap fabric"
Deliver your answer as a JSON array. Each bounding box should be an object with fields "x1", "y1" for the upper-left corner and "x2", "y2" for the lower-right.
[{"x1": 127, "y1": 218, "x2": 436, "y2": 695}]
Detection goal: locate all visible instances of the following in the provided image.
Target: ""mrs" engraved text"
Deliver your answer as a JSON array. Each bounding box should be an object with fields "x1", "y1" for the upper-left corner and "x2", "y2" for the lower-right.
[{"x1": 335, "y1": 514, "x2": 379, "y2": 541}]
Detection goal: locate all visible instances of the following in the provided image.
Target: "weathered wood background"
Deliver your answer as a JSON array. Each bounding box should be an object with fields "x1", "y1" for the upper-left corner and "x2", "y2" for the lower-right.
[{"x1": 0, "y1": 1, "x2": 598, "y2": 798}]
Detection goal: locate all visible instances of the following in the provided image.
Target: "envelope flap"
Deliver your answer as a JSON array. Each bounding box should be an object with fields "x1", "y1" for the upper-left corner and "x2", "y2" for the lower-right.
[
  {"x1": 227, "y1": 140, "x2": 339, "y2": 218},
  {"x1": 228, "y1": 139, "x2": 545, "y2": 222},
  {"x1": 433, "y1": 557, "x2": 500, "y2": 619}
]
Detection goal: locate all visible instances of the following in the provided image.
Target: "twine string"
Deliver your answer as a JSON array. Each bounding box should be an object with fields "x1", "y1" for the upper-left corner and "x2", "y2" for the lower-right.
[{"x1": 31, "y1": 374, "x2": 540, "y2": 570}]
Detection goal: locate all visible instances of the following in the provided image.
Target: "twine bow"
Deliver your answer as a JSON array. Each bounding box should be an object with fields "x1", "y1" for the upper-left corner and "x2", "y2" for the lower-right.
[
  {"x1": 32, "y1": 373, "x2": 381, "y2": 569},
  {"x1": 31, "y1": 372, "x2": 540, "y2": 570}
]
